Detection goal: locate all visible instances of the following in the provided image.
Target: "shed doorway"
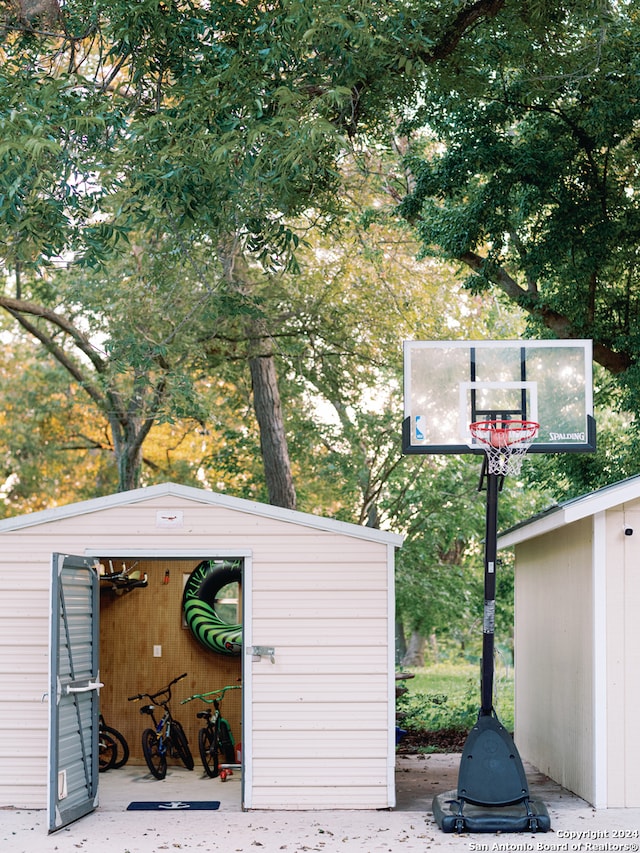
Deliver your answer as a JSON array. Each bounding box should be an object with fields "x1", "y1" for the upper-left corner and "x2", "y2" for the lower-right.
[{"x1": 95, "y1": 554, "x2": 245, "y2": 813}]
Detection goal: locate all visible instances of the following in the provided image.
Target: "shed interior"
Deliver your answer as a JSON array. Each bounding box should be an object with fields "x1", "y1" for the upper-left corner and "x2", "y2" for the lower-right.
[{"x1": 98, "y1": 557, "x2": 242, "y2": 771}]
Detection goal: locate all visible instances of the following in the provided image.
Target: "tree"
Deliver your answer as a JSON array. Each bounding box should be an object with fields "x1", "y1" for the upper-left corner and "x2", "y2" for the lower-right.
[
  {"x1": 0, "y1": 326, "x2": 274, "y2": 514},
  {"x1": 1, "y1": 3, "x2": 562, "y2": 654},
  {"x1": 0, "y1": 339, "x2": 118, "y2": 511},
  {"x1": 0, "y1": 229, "x2": 237, "y2": 491},
  {"x1": 0, "y1": 1, "x2": 594, "y2": 501},
  {"x1": 398, "y1": 2, "x2": 640, "y2": 411}
]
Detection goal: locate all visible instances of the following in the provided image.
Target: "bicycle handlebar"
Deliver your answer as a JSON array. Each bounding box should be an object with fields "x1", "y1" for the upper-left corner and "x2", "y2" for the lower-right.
[
  {"x1": 181, "y1": 683, "x2": 241, "y2": 704},
  {"x1": 128, "y1": 672, "x2": 188, "y2": 703}
]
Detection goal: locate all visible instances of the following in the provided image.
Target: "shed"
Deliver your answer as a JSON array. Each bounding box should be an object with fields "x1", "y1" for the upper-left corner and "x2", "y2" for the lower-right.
[
  {"x1": 498, "y1": 474, "x2": 640, "y2": 808},
  {"x1": 0, "y1": 482, "x2": 402, "y2": 826}
]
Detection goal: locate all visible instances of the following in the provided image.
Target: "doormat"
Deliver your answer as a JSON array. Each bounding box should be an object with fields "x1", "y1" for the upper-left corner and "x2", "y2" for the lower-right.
[{"x1": 127, "y1": 801, "x2": 220, "y2": 811}]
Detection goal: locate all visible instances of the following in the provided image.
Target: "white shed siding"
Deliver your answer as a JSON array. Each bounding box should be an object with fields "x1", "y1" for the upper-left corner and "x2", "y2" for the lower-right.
[
  {"x1": 0, "y1": 552, "x2": 51, "y2": 809},
  {"x1": 619, "y1": 506, "x2": 640, "y2": 807},
  {"x1": 0, "y1": 484, "x2": 400, "y2": 810},
  {"x1": 514, "y1": 518, "x2": 594, "y2": 803},
  {"x1": 247, "y1": 533, "x2": 394, "y2": 809},
  {"x1": 605, "y1": 507, "x2": 625, "y2": 806},
  {"x1": 605, "y1": 504, "x2": 640, "y2": 807},
  {"x1": 499, "y1": 476, "x2": 640, "y2": 809}
]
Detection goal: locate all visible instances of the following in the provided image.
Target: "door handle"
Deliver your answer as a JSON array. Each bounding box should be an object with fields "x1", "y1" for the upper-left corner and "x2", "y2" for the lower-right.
[{"x1": 65, "y1": 680, "x2": 104, "y2": 695}]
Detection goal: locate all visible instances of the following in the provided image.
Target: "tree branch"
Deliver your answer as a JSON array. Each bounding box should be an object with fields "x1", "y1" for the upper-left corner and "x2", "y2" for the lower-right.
[
  {"x1": 459, "y1": 250, "x2": 631, "y2": 374},
  {"x1": 0, "y1": 295, "x2": 106, "y2": 371},
  {"x1": 427, "y1": 0, "x2": 506, "y2": 61},
  {"x1": 4, "y1": 307, "x2": 109, "y2": 410}
]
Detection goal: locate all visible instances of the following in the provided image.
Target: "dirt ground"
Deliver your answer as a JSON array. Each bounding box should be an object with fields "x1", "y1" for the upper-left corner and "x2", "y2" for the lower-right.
[{"x1": 396, "y1": 727, "x2": 468, "y2": 755}]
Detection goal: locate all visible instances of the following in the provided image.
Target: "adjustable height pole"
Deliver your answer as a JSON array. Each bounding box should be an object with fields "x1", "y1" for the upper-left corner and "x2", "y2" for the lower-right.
[{"x1": 481, "y1": 470, "x2": 499, "y2": 715}]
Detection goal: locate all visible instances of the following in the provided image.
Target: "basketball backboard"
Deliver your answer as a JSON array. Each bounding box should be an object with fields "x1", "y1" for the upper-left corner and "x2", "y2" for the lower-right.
[{"x1": 403, "y1": 340, "x2": 595, "y2": 455}]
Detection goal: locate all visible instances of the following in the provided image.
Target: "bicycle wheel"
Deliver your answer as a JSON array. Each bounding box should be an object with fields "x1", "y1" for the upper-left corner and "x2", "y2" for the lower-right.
[
  {"x1": 142, "y1": 728, "x2": 167, "y2": 779},
  {"x1": 218, "y1": 718, "x2": 236, "y2": 764},
  {"x1": 101, "y1": 723, "x2": 129, "y2": 769},
  {"x1": 99, "y1": 731, "x2": 117, "y2": 772},
  {"x1": 198, "y1": 726, "x2": 218, "y2": 778},
  {"x1": 170, "y1": 720, "x2": 194, "y2": 770}
]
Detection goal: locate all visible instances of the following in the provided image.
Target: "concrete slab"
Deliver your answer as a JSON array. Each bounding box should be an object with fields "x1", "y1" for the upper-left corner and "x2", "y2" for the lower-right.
[{"x1": 2, "y1": 756, "x2": 640, "y2": 852}]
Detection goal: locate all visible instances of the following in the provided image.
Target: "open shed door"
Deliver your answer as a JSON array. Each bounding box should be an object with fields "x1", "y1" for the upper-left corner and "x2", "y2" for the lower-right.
[{"x1": 48, "y1": 554, "x2": 101, "y2": 832}]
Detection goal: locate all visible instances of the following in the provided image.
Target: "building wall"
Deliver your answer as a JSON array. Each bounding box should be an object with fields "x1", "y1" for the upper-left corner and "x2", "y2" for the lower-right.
[
  {"x1": 247, "y1": 535, "x2": 394, "y2": 809},
  {"x1": 605, "y1": 504, "x2": 640, "y2": 807},
  {"x1": 0, "y1": 491, "x2": 396, "y2": 810},
  {"x1": 0, "y1": 541, "x2": 51, "y2": 810},
  {"x1": 514, "y1": 517, "x2": 594, "y2": 803}
]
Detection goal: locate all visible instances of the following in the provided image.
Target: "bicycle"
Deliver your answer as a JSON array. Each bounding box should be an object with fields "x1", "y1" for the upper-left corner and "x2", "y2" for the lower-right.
[
  {"x1": 128, "y1": 672, "x2": 195, "y2": 779},
  {"x1": 99, "y1": 725, "x2": 117, "y2": 772},
  {"x1": 181, "y1": 684, "x2": 240, "y2": 779},
  {"x1": 98, "y1": 713, "x2": 130, "y2": 772},
  {"x1": 99, "y1": 559, "x2": 148, "y2": 593}
]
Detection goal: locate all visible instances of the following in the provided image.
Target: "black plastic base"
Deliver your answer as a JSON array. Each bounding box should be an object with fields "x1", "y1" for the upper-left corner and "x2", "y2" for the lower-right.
[{"x1": 432, "y1": 790, "x2": 551, "y2": 833}]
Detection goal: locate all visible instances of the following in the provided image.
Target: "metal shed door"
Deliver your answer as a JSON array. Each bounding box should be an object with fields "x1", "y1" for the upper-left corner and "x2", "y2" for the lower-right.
[{"x1": 48, "y1": 554, "x2": 101, "y2": 832}]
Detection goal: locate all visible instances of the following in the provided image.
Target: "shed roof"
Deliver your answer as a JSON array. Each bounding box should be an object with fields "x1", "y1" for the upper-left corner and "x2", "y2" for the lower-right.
[
  {"x1": 0, "y1": 481, "x2": 404, "y2": 546},
  {"x1": 498, "y1": 473, "x2": 640, "y2": 548}
]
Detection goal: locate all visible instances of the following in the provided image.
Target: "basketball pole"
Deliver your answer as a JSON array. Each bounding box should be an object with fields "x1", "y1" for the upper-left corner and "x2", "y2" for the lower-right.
[
  {"x1": 481, "y1": 468, "x2": 499, "y2": 715},
  {"x1": 431, "y1": 454, "x2": 551, "y2": 832}
]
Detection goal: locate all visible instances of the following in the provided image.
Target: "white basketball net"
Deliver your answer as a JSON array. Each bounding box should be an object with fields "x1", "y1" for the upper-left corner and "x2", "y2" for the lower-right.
[{"x1": 470, "y1": 420, "x2": 539, "y2": 477}]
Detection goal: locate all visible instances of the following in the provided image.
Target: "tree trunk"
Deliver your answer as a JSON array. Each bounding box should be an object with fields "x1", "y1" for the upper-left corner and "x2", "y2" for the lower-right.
[
  {"x1": 218, "y1": 237, "x2": 297, "y2": 511},
  {"x1": 109, "y1": 414, "x2": 144, "y2": 492},
  {"x1": 428, "y1": 632, "x2": 439, "y2": 664},
  {"x1": 249, "y1": 348, "x2": 297, "y2": 510},
  {"x1": 395, "y1": 619, "x2": 407, "y2": 666},
  {"x1": 402, "y1": 631, "x2": 426, "y2": 667},
  {"x1": 117, "y1": 438, "x2": 143, "y2": 492}
]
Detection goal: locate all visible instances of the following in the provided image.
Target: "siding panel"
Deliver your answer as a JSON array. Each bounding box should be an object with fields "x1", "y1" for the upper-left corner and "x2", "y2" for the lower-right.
[
  {"x1": 248, "y1": 539, "x2": 393, "y2": 808},
  {"x1": 515, "y1": 519, "x2": 594, "y2": 802}
]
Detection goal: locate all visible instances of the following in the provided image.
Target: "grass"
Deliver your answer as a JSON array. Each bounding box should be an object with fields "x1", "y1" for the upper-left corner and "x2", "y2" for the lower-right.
[{"x1": 398, "y1": 661, "x2": 515, "y2": 733}]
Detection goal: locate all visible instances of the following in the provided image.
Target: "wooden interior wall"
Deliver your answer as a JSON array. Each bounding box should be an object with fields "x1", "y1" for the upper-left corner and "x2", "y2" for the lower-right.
[{"x1": 99, "y1": 558, "x2": 242, "y2": 768}]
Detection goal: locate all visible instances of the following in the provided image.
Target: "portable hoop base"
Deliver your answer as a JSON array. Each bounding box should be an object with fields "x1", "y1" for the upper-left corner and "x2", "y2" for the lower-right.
[
  {"x1": 432, "y1": 790, "x2": 551, "y2": 834},
  {"x1": 432, "y1": 713, "x2": 551, "y2": 834}
]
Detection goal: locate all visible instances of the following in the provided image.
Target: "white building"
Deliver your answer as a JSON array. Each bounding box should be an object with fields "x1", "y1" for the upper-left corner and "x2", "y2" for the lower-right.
[
  {"x1": 498, "y1": 475, "x2": 640, "y2": 808},
  {"x1": 0, "y1": 483, "x2": 402, "y2": 827}
]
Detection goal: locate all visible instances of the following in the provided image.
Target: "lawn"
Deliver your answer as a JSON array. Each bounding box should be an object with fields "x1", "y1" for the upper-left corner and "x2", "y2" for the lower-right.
[{"x1": 397, "y1": 662, "x2": 515, "y2": 735}]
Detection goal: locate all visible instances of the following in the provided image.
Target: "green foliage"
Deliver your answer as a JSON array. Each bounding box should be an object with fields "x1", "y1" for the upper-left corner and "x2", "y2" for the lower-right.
[
  {"x1": 397, "y1": 687, "x2": 479, "y2": 733},
  {"x1": 399, "y1": 3, "x2": 640, "y2": 458},
  {"x1": 524, "y1": 413, "x2": 639, "y2": 501},
  {"x1": 387, "y1": 2, "x2": 640, "y2": 503},
  {"x1": 397, "y1": 664, "x2": 515, "y2": 733}
]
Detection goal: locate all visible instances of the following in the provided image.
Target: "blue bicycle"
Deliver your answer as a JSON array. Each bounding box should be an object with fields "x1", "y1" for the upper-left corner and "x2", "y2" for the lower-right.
[{"x1": 128, "y1": 673, "x2": 194, "y2": 779}]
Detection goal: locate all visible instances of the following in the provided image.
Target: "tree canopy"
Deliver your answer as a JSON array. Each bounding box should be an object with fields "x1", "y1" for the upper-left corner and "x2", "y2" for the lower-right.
[{"x1": 399, "y1": 1, "x2": 640, "y2": 403}]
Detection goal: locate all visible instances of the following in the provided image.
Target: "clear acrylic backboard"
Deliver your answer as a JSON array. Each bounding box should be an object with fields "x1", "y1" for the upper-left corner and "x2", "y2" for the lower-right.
[{"x1": 403, "y1": 340, "x2": 595, "y2": 455}]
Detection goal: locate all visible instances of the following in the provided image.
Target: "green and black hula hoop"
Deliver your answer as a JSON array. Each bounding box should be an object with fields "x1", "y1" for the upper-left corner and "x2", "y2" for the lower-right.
[{"x1": 182, "y1": 560, "x2": 242, "y2": 656}]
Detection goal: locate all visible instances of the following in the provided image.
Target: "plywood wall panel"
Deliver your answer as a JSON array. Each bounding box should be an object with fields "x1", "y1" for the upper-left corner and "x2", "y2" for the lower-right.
[{"x1": 99, "y1": 558, "x2": 242, "y2": 767}]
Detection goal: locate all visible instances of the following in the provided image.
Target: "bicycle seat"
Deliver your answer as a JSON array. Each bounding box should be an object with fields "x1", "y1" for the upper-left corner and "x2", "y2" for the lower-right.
[
  {"x1": 196, "y1": 710, "x2": 211, "y2": 720},
  {"x1": 140, "y1": 704, "x2": 155, "y2": 715}
]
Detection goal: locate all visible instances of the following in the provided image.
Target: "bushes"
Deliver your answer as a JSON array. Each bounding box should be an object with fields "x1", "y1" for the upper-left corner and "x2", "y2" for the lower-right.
[
  {"x1": 397, "y1": 664, "x2": 515, "y2": 734},
  {"x1": 397, "y1": 684, "x2": 479, "y2": 733}
]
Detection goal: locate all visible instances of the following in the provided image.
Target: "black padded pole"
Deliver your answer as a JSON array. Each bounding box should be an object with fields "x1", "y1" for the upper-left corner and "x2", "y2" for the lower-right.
[{"x1": 481, "y1": 470, "x2": 499, "y2": 715}]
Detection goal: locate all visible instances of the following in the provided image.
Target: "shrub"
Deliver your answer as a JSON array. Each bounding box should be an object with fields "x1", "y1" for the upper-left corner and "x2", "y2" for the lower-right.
[{"x1": 397, "y1": 683, "x2": 479, "y2": 732}]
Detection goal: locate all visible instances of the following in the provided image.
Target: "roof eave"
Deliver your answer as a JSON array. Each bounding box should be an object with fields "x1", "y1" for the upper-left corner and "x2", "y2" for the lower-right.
[{"x1": 0, "y1": 482, "x2": 404, "y2": 547}]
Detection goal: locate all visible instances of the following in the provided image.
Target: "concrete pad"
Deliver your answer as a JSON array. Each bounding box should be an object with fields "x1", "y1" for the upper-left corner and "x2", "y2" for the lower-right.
[{"x1": 2, "y1": 756, "x2": 640, "y2": 852}]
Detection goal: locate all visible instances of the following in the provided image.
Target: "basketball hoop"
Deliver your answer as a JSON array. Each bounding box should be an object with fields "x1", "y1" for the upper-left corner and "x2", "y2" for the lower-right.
[{"x1": 469, "y1": 420, "x2": 539, "y2": 477}]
